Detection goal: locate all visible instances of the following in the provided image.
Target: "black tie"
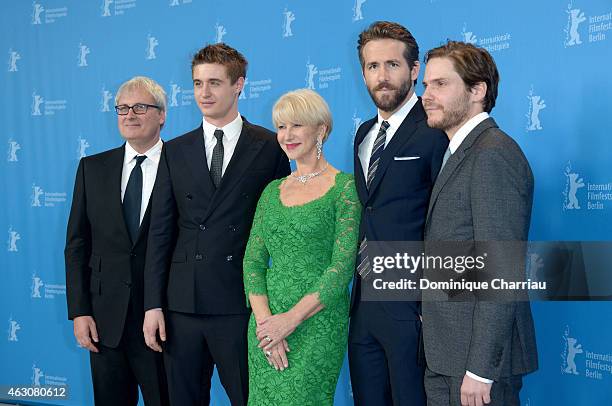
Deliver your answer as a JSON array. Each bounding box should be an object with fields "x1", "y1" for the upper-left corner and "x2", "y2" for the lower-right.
[
  {"x1": 210, "y1": 129, "x2": 224, "y2": 188},
  {"x1": 123, "y1": 155, "x2": 147, "y2": 243}
]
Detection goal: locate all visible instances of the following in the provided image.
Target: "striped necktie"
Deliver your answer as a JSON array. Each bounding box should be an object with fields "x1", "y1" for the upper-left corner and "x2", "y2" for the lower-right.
[
  {"x1": 366, "y1": 120, "x2": 390, "y2": 189},
  {"x1": 357, "y1": 120, "x2": 390, "y2": 279}
]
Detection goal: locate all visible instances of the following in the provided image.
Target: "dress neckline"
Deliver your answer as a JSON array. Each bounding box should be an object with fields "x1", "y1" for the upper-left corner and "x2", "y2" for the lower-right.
[{"x1": 278, "y1": 171, "x2": 342, "y2": 208}]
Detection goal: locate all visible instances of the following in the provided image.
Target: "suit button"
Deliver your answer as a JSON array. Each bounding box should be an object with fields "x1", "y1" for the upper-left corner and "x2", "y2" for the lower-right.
[
  {"x1": 124, "y1": 281, "x2": 132, "y2": 287},
  {"x1": 199, "y1": 224, "x2": 206, "y2": 231},
  {"x1": 186, "y1": 193, "x2": 193, "y2": 200},
  {"x1": 366, "y1": 206, "x2": 373, "y2": 212},
  {"x1": 195, "y1": 254, "x2": 203, "y2": 261},
  {"x1": 130, "y1": 252, "x2": 136, "y2": 257},
  {"x1": 226, "y1": 255, "x2": 233, "y2": 262}
]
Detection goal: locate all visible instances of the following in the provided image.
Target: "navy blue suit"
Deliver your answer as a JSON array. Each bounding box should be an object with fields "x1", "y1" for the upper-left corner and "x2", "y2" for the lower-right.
[{"x1": 349, "y1": 98, "x2": 448, "y2": 406}]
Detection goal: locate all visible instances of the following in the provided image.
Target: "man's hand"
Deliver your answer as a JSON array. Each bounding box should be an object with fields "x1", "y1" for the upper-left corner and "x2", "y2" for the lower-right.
[
  {"x1": 460, "y1": 374, "x2": 492, "y2": 406},
  {"x1": 73, "y1": 316, "x2": 99, "y2": 353},
  {"x1": 143, "y1": 309, "x2": 166, "y2": 352}
]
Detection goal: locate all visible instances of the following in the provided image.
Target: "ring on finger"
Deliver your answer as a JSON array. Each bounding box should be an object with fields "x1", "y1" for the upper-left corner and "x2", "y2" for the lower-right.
[
  {"x1": 265, "y1": 350, "x2": 272, "y2": 357},
  {"x1": 265, "y1": 336, "x2": 272, "y2": 343}
]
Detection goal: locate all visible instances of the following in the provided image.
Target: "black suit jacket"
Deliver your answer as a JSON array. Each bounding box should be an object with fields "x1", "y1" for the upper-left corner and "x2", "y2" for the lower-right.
[
  {"x1": 65, "y1": 145, "x2": 151, "y2": 348},
  {"x1": 144, "y1": 118, "x2": 290, "y2": 314},
  {"x1": 351, "y1": 98, "x2": 448, "y2": 319}
]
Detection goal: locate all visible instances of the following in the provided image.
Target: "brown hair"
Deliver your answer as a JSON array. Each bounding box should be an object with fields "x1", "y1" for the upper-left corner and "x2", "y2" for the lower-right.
[
  {"x1": 191, "y1": 43, "x2": 248, "y2": 84},
  {"x1": 357, "y1": 21, "x2": 419, "y2": 72},
  {"x1": 425, "y1": 41, "x2": 499, "y2": 113}
]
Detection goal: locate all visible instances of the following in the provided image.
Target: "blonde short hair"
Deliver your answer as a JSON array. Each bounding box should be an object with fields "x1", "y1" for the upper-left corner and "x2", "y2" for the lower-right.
[
  {"x1": 115, "y1": 76, "x2": 167, "y2": 113},
  {"x1": 272, "y1": 89, "x2": 333, "y2": 142}
]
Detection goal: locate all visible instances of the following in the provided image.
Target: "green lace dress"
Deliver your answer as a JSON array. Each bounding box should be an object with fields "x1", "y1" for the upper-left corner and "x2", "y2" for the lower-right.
[{"x1": 243, "y1": 172, "x2": 361, "y2": 405}]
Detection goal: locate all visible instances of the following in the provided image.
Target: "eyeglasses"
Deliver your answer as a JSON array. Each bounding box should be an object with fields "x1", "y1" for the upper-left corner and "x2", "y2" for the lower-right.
[{"x1": 115, "y1": 103, "x2": 160, "y2": 115}]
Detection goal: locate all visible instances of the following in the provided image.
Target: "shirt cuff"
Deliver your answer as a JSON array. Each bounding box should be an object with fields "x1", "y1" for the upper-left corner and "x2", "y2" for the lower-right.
[{"x1": 466, "y1": 370, "x2": 493, "y2": 384}]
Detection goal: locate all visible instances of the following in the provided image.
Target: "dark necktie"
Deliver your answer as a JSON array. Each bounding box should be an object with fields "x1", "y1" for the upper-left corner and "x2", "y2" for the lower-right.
[
  {"x1": 123, "y1": 155, "x2": 146, "y2": 243},
  {"x1": 357, "y1": 120, "x2": 390, "y2": 279},
  {"x1": 210, "y1": 129, "x2": 224, "y2": 188},
  {"x1": 366, "y1": 120, "x2": 390, "y2": 189}
]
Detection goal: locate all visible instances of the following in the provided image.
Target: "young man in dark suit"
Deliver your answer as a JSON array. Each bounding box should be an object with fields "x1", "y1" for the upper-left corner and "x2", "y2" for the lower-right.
[
  {"x1": 65, "y1": 76, "x2": 170, "y2": 406},
  {"x1": 142, "y1": 43, "x2": 290, "y2": 406},
  {"x1": 421, "y1": 41, "x2": 538, "y2": 406},
  {"x1": 349, "y1": 21, "x2": 448, "y2": 406}
]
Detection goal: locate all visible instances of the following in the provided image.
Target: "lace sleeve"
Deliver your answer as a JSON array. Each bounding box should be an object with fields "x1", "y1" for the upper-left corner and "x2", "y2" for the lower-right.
[
  {"x1": 308, "y1": 175, "x2": 362, "y2": 308},
  {"x1": 243, "y1": 181, "x2": 274, "y2": 306}
]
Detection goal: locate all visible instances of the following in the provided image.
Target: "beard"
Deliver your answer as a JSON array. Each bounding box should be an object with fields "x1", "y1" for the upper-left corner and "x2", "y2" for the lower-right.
[
  {"x1": 368, "y1": 79, "x2": 412, "y2": 113},
  {"x1": 425, "y1": 90, "x2": 471, "y2": 133}
]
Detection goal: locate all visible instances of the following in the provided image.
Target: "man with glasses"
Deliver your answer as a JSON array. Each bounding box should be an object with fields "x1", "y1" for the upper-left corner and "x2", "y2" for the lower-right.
[{"x1": 65, "y1": 76, "x2": 170, "y2": 406}]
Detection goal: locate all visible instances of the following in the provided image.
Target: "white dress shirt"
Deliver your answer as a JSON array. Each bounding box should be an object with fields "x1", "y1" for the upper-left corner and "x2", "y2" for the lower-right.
[
  {"x1": 121, "y1": 138, "x2": 163, "y2": 225},
  {"x1": 202, "y1": 113, "x2": 243, "y2": 176},
  {"x1": 358, "y1": 92, "x2": 419, "y2": 177},
  {"x1": 448, "y1": 112, "x2": 489, "y2": 154},
  {"x1": 446, "y1": 110, "x2": 493, "y2": 385}
]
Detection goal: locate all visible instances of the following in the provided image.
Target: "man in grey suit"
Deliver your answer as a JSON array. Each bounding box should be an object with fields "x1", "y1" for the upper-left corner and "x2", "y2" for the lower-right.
[{"x1": 420, "y1": 41, "x2": 538, "y2": 406}]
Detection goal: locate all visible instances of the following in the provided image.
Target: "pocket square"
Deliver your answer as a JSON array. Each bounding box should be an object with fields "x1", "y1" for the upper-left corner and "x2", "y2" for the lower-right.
[{"x1": 394, "y1": 156, "x2": 420, "y2": 161}]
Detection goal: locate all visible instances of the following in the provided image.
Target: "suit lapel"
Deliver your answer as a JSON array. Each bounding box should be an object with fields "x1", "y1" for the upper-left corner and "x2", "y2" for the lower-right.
[
  {"x1": 203, "y1": 119, "x2": 264, "y2": 222},
  {"x1": 426, "y1": 118, "x2": 499, "y2": 224},
  {"x1": 354, "y1": 117, "x2": 376, "y2": 205},
  {"x1": 102, "y1": 145, "x2": 133, "y2": 247},
  {"x1": 180, "y1": 126, "x2": 215, "y2": 204},
  {"x1": 367, "y1": 100, "x2": 427, "y2": 199}
]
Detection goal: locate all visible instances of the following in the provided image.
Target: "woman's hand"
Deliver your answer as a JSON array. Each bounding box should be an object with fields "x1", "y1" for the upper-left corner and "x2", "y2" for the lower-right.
[
  {"x1": 262, "y1": 339, "x2": 291, "y2": 371},
  {"x1": 256, "y1": 311, "x2": 300, "y2": 351}
]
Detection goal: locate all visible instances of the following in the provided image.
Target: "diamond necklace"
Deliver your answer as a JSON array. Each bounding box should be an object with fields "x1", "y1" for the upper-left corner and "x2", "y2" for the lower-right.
[{"x1": 292, "y1": 163, "x2": 329, "y2": 184}]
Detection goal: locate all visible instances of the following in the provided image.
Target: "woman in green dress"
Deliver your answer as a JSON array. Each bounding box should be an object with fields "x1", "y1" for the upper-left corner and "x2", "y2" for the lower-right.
[{"x1": 243, "y1": 89, "x2": 361, "y2": 405}]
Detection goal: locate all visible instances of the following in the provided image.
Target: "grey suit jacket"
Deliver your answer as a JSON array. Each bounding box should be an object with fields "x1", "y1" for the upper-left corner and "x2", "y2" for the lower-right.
[{"x1": 422, "y1": 117, "x2": 538, "y2": 380}]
